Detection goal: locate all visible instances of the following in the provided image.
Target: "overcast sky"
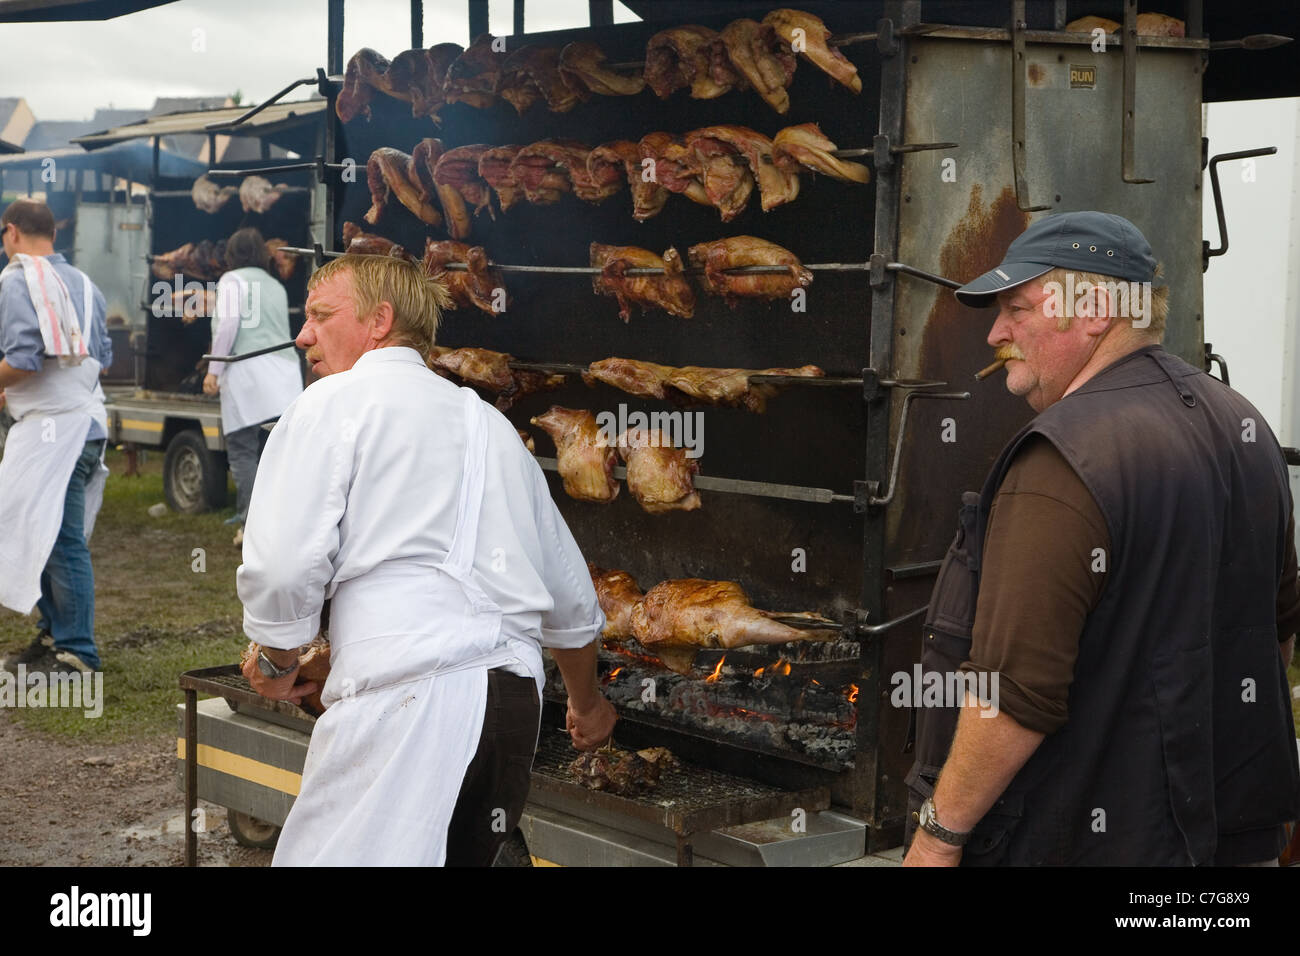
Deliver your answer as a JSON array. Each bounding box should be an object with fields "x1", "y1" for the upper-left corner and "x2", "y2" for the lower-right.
[{"x1": 2, "y1": 0, "x2": 639, "y2": 121}]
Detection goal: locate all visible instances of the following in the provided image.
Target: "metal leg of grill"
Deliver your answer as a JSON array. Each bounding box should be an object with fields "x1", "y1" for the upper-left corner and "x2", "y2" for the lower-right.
[
  {"x1": 184, "y1": 688, "x2": 197, "y2": 868},
  {"x1": 676, "y1": 835, "x2": 694, "y2": 867}
]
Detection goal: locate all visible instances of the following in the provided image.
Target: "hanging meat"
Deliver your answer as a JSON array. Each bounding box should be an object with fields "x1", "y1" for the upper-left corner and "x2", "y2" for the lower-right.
[
  {"x1": 683, "y1": 129, "x2": 754, "y2": 222},
  {"x1": 433, "y1": 144, "x2": 493, "y2": 238},
  {"x1": 720, "y1": 19, "x2": 797, "y2": 114},
  {"x1": 763, "y1": 9, "x2": 862, "y2": 93},
  {"x1": 421, "y1": 239, "x2": 503, "y2": 316},
  {"x1": 478, "y1": 145, "x2": 525, "y2": 212},
  {"x1": 340, "y1": 221, "x2": 416, "y2": 262},
  {"x1": 172, "y1": 287, "x2": 215, "y2": 323},
  {"x1": 644, "y1": 26, "x2": 740, "y2": 99},
  {"x1": 191, "y1": 174, "x2": 238, "y2": 213},
  {"x1": 559, "y1": 41, "x2": 646, "y2": 96},
  {"x1": 589, "y1": 140, "x2": 667, "y2": 220},
  {"x1": 499, "y1": 45, "x2": 584, "y2": 113},
  {"x1": 409, "y1": 135, "x2": 447, "y2": 214},
  {"x1": 638, "y1": 132, "x2": 710, "y2": 208},
  {"x1": 263, "y1": 238, "x2": 297, "y2": 281},
  {"x1": 688, "y1": 125, "x2": 800, "y2": 215},
  {"x1": 443, "y1": 34, "x2": 501, "y2": 109},
  {"x1": 363, "y1": 148, "x2": 442, "y2": 226},
  {"x1": 518, "y1": 429, "x2": 535, "y2": 453},
  {"x1": 617, "y1": 428, "x2": 701, "y2": 514},
  {"x1": 388, "y1": 42, "x2": 464, "y2": 120},
  {"x1": 431, "y1": 346, "x2": 564, "y2": 411},
  {"x1": 773, "y1": 123, "x2": 870, "y2": 183},
  {"x1": 591, "y1": 243, "x2": 695, "y2": 321},
  {"x1": 239, "y1": 175, "x2": 287, "y2": 214},
  {"x1": 151, "y1": 240, "x2": 226, "y2": 282},
  {"x1": 509, "y1": 140, "x2": 611, "y2": 204},
  {"x1": 688, "y1": 237, "x2": 813, "y2": 306},
  {"x1": 585, "y1": 357, "x2": 824, "y2": 412},
  {"x1": 589, "y1": 564, "x2": 644, "y2": 641},
  {"x1": 529, "y1": 407, "x2": 619, "y2": 503},
  {"x1": 336, "y1": 48, "x2": 388, "y2": 122},
  {"x1": 583, "y1": 357, "x2": 676, "y2": 400},
  {"x1": 151, "y1": 243, "x2": 196, "y2": 281}
]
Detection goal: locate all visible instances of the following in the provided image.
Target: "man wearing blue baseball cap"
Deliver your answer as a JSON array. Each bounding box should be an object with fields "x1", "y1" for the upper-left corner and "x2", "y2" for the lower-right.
[{"x1": 904, "y1": 211, "x2": 1300, "y2": 866}]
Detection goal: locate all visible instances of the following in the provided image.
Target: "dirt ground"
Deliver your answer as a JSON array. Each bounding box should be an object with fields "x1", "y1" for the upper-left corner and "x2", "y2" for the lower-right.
[{"x1": 0, "y1": 715, "x2": 271, "y2": 866}]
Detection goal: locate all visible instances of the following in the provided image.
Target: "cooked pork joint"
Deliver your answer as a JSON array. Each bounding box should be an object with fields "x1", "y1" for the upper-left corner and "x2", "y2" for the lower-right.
[{"x1": 530, "y1": 406, "x2": 619, "y2": 503}]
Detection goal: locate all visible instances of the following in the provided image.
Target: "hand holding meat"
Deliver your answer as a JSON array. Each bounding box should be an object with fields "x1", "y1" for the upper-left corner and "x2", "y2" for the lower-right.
[{"x1": 566, "y1": 693, "x2": 618, "y2": 750}]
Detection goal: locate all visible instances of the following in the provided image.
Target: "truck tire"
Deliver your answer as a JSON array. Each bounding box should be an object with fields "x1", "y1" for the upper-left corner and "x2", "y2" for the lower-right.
[
  {"x1": 164, "y1": 430, "x2": 228, "y2": 514},
  {"x1": 227, "y1": 810, "x2": 280, "y2": 850}
]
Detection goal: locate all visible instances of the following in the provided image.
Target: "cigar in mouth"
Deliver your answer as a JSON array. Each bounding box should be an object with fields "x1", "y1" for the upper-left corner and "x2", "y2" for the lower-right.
[{"x1": 975, "y1": 358, "x2": 1008, "y2": 381}]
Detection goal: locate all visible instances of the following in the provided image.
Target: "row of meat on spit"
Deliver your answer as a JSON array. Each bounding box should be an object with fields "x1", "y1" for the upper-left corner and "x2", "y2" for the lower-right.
[
  {"x1": 591, "y1": 565, "x2": 838, "y2": 675},
  {"x1": 149, "y1": 237, "x2": 298, "y2": 321},
  {"x1": 360, "y1": 124, "x2": 866, "y2": 239},
  {"x1": 191, "y1": 174, "x2": 293, "y2": 215},
  {"x1": 338, "y1": 9, "x2": 859, "y2": 125}
]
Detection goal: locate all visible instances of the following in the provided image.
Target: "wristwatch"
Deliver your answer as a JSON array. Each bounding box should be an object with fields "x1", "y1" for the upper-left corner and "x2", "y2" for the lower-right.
[
  {"x1": 915, "y1": 797, "x2": 971, "y2": 846},
  {"x1": 257, "y1": 649, "x2": 300, "y2": 680}
]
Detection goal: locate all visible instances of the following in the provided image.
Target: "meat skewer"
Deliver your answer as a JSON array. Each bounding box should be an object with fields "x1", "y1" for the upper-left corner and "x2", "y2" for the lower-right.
[
  {"x1": 443, "y1": 33, "x2": 501, "y2": 109},
  {"x1": 433, "y1": 144, "x2": 494, "y2": 238},
  {"x1": 478, "y1": 145, "x2": 525, "y2": 211},
  {"x1": 617, "y1": 428, "x2": 701, "y2": 514},
  {"x1": 336, "y1": 48, "x2": 389, "y2": 122},
  {"x1": 529, "y1": 406, "x2": 620, "y2": 503},
  {"x1": 239, "y1": 175, "x2": 287, "y2": 214},
  {"x1": 683, "y1": 129, "x2": 755, "y2": 222},
  {"x1": 720, "y1": 19, "x2": 797, "y2": 114},
  {"x1": 421, "y1": 239, "x2": 504, "y2": 316},
  {"x1": 584, "y1": 357, "x2": 824, "y2": 412},
  {"x1": 644, "y1": 26, "x2": 740, "y2": 100},
  {"x1": 638, "y1": 132, "x2": 711, "y2": 208},
  {"x1": 498, "y1": 45, "x2": 585, "y2": 113},
  {"x1": 763, "y1": 9, "x2": 862, "y2": 93},
  {"x1": 687, "y1": 125, "x2": 799, "y2": 214},
  {"x1": 589, "y1": 140, "x2": 666, "y2": 220},
  {"x1": 589, "y1": 564, "x2": 644, "y2": 641},
  {"x1": 591, "y1": 243, "x2": 695, "y2": 321},
  {"x1": 773, "y1": 123, "x2": 871, "y2": 184},
  {"x1": 431, "y1": 346, "x2": 564, "y2": 411},
  {"x1": 340, "y1": 221, "x2": 416, "y2": 262},
  {"x1": 191, "y1": 174, "x2": 238, "y2": 213},
  {"x1": 688, "y1": 237, "x2": 813, "y2": 306},
  {"x1": 390, "y1": 42, "x2": 464, "y2": 120},
  {"x1": 264, "y1": 238, "x2": 298, "y2": 281},
  {"x1": 559, "y1": 41, "x2": 646, "y2": 96},
  {"x1": 364, "y1": 147, "x2": 442, "y2": 226}
]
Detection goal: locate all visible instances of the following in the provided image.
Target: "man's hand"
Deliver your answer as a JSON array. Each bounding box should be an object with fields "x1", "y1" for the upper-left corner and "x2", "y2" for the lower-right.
[
  {"x1": 240, "y1": 651, "x2": 317, "y2": 705},
  {"x1": 566, "y1": 694, "x2": 617, "y2": 750},
  {"x1": 902, "y1": 828, "x2": 963, "y2": 867},
  {"x1": 202, "y1": 373, "x2": 220, "y2": 396}
]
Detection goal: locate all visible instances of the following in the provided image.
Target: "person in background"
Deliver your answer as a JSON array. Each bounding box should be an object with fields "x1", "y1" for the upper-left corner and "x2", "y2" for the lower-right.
[
  {"x1": 0, "y1": 198, "x2": 112, "y2": 677},
  {"x1": 203, "y1": 227, "x2": 301, "y2": 546}
]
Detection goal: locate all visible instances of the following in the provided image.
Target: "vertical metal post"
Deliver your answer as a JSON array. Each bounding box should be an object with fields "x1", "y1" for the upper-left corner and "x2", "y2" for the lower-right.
[
  {"x1": 26, "y1": 168, "x2": 33, "y2": 196},
  {"x1": 1186, "y1": 0, "x2": 1203, "y2": 38},
  {"x1": 184, "y1": 688, "x2": 198, "y2": 867},
  {"x1": 513, "y1": 0, "x2": 524, "y2": 36},
  {"x1": 327, "y1": 0, "x2": 345, "y2": 76},
  {"x1": 206, "y1": 132, "x2": 217, "y2": 165},
  {"x1": 588, "y1": 0, "x2": 613, "y2": 27},
  {"x1": 1121, "y1": 0, "x2": 1153, "y2": 183},
  {"x1": 410, "y1": 0, "x2": 423, "y2": 48},
  {"x1": 1011, "y1": 0, "x2": 1049, "y2": 211},
  {"x1": 859, "y1": 0, "x2": 920, "y2": 849},
  {"x1": 151, "y1": 135, "x2": 160, "y2": 183},
  {"x1": 468, "y1": 0, "x2": 489, "y2": 40}
]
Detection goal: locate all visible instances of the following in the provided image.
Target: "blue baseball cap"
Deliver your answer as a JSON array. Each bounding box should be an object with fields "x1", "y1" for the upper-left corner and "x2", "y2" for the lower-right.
[{"x1": 954, "y1": 211, "x2": 1160, "y2": 308}]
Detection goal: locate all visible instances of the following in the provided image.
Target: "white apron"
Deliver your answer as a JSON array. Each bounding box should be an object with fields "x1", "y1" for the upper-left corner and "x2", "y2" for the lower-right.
[
  {"x1": 272, "y1": 388, "x2": 523, "y2": 866},
  {"x1": 0, "y1": 279, "x2": 108, "y2": 614}
]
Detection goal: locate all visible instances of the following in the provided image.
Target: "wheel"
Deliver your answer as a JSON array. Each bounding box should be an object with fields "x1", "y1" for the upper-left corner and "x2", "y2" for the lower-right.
[
  {"x1": 163, "y1": 430, "x2": 227, "y2": 513},
  {"x1": 227, "y1": 809, "x2": 280, "y2": 850}
]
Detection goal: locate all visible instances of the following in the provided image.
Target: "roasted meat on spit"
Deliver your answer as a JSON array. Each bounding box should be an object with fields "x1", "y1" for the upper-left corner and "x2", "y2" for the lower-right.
[
  {"x1": 151, "y1": 239, "x2": 226, "y2": 282},
  {"x1": 239, "y1": 175, "x2": 288, "y2": 214},
  {"x1": 638, "y1": 132, "x2": 711, "y2": 208},
  {"x1": 431, "y1": 346, "x2": 564, "y2": 411},
  {"x1": 191, "y1": 174, "x2": 237, "y2": 213},
  {"x1": 510, "y1": 140, "x2": 613, "y2": 204},
  {"x1": 683, "y1": 129, "x2": 755, "y2": 221},
  {"x1": 773, "y1": 123, "x2": 870, "y2": 184},
  {"x1": 688, "y1": 125, "x2": 799, "y2": 214},
  {"x1": 589, "y1": 140, "x2": 667, "y2": 220},
  {"x1": 499, "y1": 45, "x2": 584, "y2": 113},
  {"x1": 665, "y1": 363, "x2": 824, "y2": 413},
  {"x1": 336, "y1": 48, "x2": 388, "y2": 122},
  {"x1": 688, "y1": 236, "x2": 813, "y2": 306},
  {"x1": 644, "y1": 25, "x2": 739, "y2": 99},
  {"x1": 720, "y1": 19, "x2": 797, "y2": 114},
  {"x1": 340, "y1": 221, "x2": 416, "y2": 262},
  {"x1": 589, "y1": 564, "x2": 644, "y2": 641},
  {"x1": 478, "y1": 145, "x2": 525, "y2": 211},
  {"x1": 363, "y1": 147, "x2": 442, "y2": 226},
  {"x1": 583, "y1": 357, "x2": 677, "y2": 401},
  {"x1": 433, "y1": 144, "x2": 493, "y2": 238},
  {"x1": 529, "y1": 406, "x2": 619, "y2": 503},
  {"x1": 590, "y1": 243, "x2": 695, "y2": 321},
  {"x1": 559, "y1": 41, "x2": 646, "y2": 96},
  {"x1": 617, "y1": 428, "x2": 701, "y2": 514},
  {"x1": 390, "y1": 42, "x2": 464, "y2": 120},
  {"x1": 443, "y1": 34, "x2": 501, "y2": 109},
  {"x1": 763, "y1": 9, "x2": 862, "y2": 93},
  {"x1": 421, "y1": 239, "x2": 503, "y2": 315},
  {"x1": 263, "y1": 238, "x2": 297, "y2": 281}
]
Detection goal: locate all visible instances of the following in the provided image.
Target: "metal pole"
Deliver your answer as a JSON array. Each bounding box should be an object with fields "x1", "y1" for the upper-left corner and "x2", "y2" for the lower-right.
[
  {"x1": 410, "y1": 0, "x2": 422, "y2": 48},
  {"x1": 151, "y1": 135, "x2": 160, "y2": 184},
  {"x1": 468, "y1": 0, "x2": 489, "y2": 41},
  {"x1": 513, "y1": 0, "x2": 524, "y2": 35},
  {"x1": 184, "y1": 687, "x2": 198, "y2": 867},
  {"x1": 588, "y1": 0, "x2": 613, "y2": 27},
  {"x1": 327, "y1": 0, "x2": 345, "y2": 76}
]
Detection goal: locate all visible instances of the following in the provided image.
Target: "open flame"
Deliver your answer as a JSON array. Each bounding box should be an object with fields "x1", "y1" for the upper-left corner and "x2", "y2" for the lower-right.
[
  {"x1": 753, "y1": 658, "x2": 792, "y2": 679},
  {"x1": 847, "y1": 683, "x2": 860, "y2": 704},
  {"x1": 705, "y1": 655, "x2": 726, "y2": 683}
]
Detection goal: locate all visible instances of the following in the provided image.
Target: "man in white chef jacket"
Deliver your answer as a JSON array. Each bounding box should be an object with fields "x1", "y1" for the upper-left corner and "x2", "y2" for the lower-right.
[{"x1": 238, "y1": 254, "x2": 617, "y2": 866}]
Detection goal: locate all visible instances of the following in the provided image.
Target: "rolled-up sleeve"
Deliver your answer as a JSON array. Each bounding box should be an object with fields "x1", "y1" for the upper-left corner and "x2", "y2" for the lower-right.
[
  {"x1": 531, "y1": 465, "x2": 605, "y2": 649},
  {"x1": 236, "y1": 393, "x2": 349, "y2": 649}
]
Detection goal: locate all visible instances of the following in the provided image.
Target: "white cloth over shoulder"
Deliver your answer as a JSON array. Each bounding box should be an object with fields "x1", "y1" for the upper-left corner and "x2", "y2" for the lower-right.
[{"x1": 0, "y1": 253, "x2": 89, "y2": 366}]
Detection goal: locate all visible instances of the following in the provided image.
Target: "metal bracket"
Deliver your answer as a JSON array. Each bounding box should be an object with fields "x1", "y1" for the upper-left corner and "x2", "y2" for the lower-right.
[
  {"x1": 867, "y1": 256, "x2": 962, "y2": 292},
  {"x1": 1011, "y1": 0, "x2": 1050, "y2": 212},
  {"x1": 873, "y1": 133, "x2": 893, "y2": 173},
  {"x1": 846, "y1": 603, "x2": 929, "y2": 639},
  {"x1": 876, "y1": 18, "x2": 899, "y2": 57},
  {"x1": 1204, "y1": 146, "x2": 1278, "y2": 270},
  {"x1": 863, "y1": 388, "x2": 971, "y2": 509},
  {"x1": 861, "y1": 368, "x2": 948, "y2": 404},
  {"x1": 1121, "y1": 0, "x2": 1154, "y2": 184},
  {"x1": 1204, "y1": 343, "x2": 1230, "y2": 385}
]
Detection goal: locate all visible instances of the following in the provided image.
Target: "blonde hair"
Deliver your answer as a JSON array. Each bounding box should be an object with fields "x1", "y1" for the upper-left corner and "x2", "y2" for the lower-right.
[
  {"x1": 1039, "y1": 265, "x2": 1169, "y2": 339},
  {"x1": 308, "y1": 254, "x2": 452, "y2": 360}
]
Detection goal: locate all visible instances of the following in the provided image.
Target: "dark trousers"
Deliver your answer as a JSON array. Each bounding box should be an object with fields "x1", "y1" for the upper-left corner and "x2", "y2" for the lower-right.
[
  {"x1": 445, "y1": 668, "x2": 540, "y2": 866},
  {"x1": 226, "y1": 422, "x2": 270, "y2": 523}
]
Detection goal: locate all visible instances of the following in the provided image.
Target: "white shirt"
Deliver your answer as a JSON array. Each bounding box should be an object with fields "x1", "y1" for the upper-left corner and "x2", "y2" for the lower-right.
[
  {"x1": 209, "y1": 271, "x2": 302, "y2": 433},
  {"x1": 236, "y1": 346, "x2": 603, "y2": 687}
]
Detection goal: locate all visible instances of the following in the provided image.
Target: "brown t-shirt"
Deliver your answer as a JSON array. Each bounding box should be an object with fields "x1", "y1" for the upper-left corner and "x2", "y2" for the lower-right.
[{"x1": 960, "y1": 435, "x2": 1300, "y2": 735}]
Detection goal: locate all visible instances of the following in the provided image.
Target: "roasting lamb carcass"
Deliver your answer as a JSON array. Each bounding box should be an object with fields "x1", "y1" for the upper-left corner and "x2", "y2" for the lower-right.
[
  {"x1": 509, "y1": 140, "x2": 576, "y2": 204},
  {"x1": 589, "y1": 564, "x2": 644, "y2": 641},
  {"x1": 443, "y1": 34, "x2": 501, "y2": 109},
  {"x1": 529, "y1": 406, "x2": 619, "y2": 503},
  {"x1": 773, "y1": 123, "x2": 870, "y2": 183},
  {"x1": 665, "y1": 364, "x2": 825, "y2": 413},
  {"x1": 340, "y1": 221, "x2": 417, "y2": 262},
  {"x1": 191, "y1": 174, "x2": 238, "y2": 213},
  {"x1": 638, "y1": 132, "x2": 711, "y2": 208},
  {"x1": 499, "y1": 45, "x2": 584, "y2": 113},
  {"x1": 720, "y1": 19, "x2": 797, "y2": 114},
  {"x1": 590, "y1": 243, "x2": 695, "y2": 321},
  {"x1": 239, "y1": 175, "x2": 287, "y2": 214},
  {"x1": 336, "y1": 48, "x2": 388, "y2": 122},
  {"x1": 589, "y1": 140, "x2": 666, "y2": 220},
  {"x1": 688, "y1": 125, "x2": 799, "y2": 214},
  {"x1": 430, "y1": 347, "x2": 564, "y2": 411},
  {"x1": 763, "y1": 9, "x2": 861, "y2": 93},
  {"x1": 421, "y1": 239, "x2": 504, "y2": 315},
  {"x1": 559, "y1": 41, "x2": 646, "y2": 96},
  {"x1": 583, "y1": 357, "x2": 677, "y2": 400},
  {"x1": 644, "y1": 25, "x2": 738, "y2": 99},
  {"x1": 617, "y1": 428, "x2": 701, "y2": 514},
  {"x1": 683, "y1": 130, "x2": 754, "y2": 221},
  {"x1": 387, "y1": 42, "x2": 464, "y2": 120},
  {"x1": 688, "y1": 236, "x2": 813, "y2": 306},
  {"x1": 263, "y1": 238, "x2": 297, "y2": 281},
  {"x1": 433, "y1": 144, "x2": 494, "y2": 238},
  {"x1": 364, "y1": 148, "x2": 442, "y2": 226},
  {"x1": 478, "y1": 145, "x2": 525, "y2": 211},
  {"x1": 150, "y1": 243, "x2": 196, "y2": 281}
]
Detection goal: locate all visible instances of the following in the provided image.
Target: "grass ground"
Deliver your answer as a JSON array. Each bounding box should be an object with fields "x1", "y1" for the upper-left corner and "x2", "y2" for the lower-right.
[{"x1": 0, "y1": 447, "x2": 247, "y2": 741}]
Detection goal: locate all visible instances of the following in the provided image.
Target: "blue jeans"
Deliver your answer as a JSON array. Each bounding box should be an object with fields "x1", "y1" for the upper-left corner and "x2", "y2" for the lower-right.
[
  {"x1": 35, "y1": 439, "x2": 104, "y2": 670},
  {"x1": 225, "y1": 423, "x2": 269, "y2": 524}
]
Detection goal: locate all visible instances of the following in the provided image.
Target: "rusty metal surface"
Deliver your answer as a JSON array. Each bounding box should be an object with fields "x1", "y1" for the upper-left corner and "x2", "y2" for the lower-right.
[{"x1": 529, "y1": 728, "x2": 828, "y2": 836}]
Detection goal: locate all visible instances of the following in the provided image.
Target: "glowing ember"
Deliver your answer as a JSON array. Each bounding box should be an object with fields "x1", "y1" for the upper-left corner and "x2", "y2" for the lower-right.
[
  {"x1": 810, "y1": 679, "x2": 821, "y2": 686},
  {"x1": 705, "y1": 656, "x2": 726, "y2": 683},
  {"x1": 753, "y1": 666, "x2": 766, "y2": 678},
  {"x1": 601, "y1": 666, "x2": 625, "y2": 686},
  {"x1": 847, "y1": 683, "x2": 860, "y2": 703},
  {"x1": 774, "y1": 658, "x2": 792, "y2": 676}
]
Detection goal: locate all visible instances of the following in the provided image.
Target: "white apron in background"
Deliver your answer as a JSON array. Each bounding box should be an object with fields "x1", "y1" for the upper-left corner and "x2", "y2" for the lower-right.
[
  {"x1": 219, "y1": 353, "x2": 302, "y2": 434},
  {"x1": 272, "y1": 389, "x2": 523, "y2": 867},
  {"x1": 0, "y1": 279, "x2": 108, "y2": 614}
]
